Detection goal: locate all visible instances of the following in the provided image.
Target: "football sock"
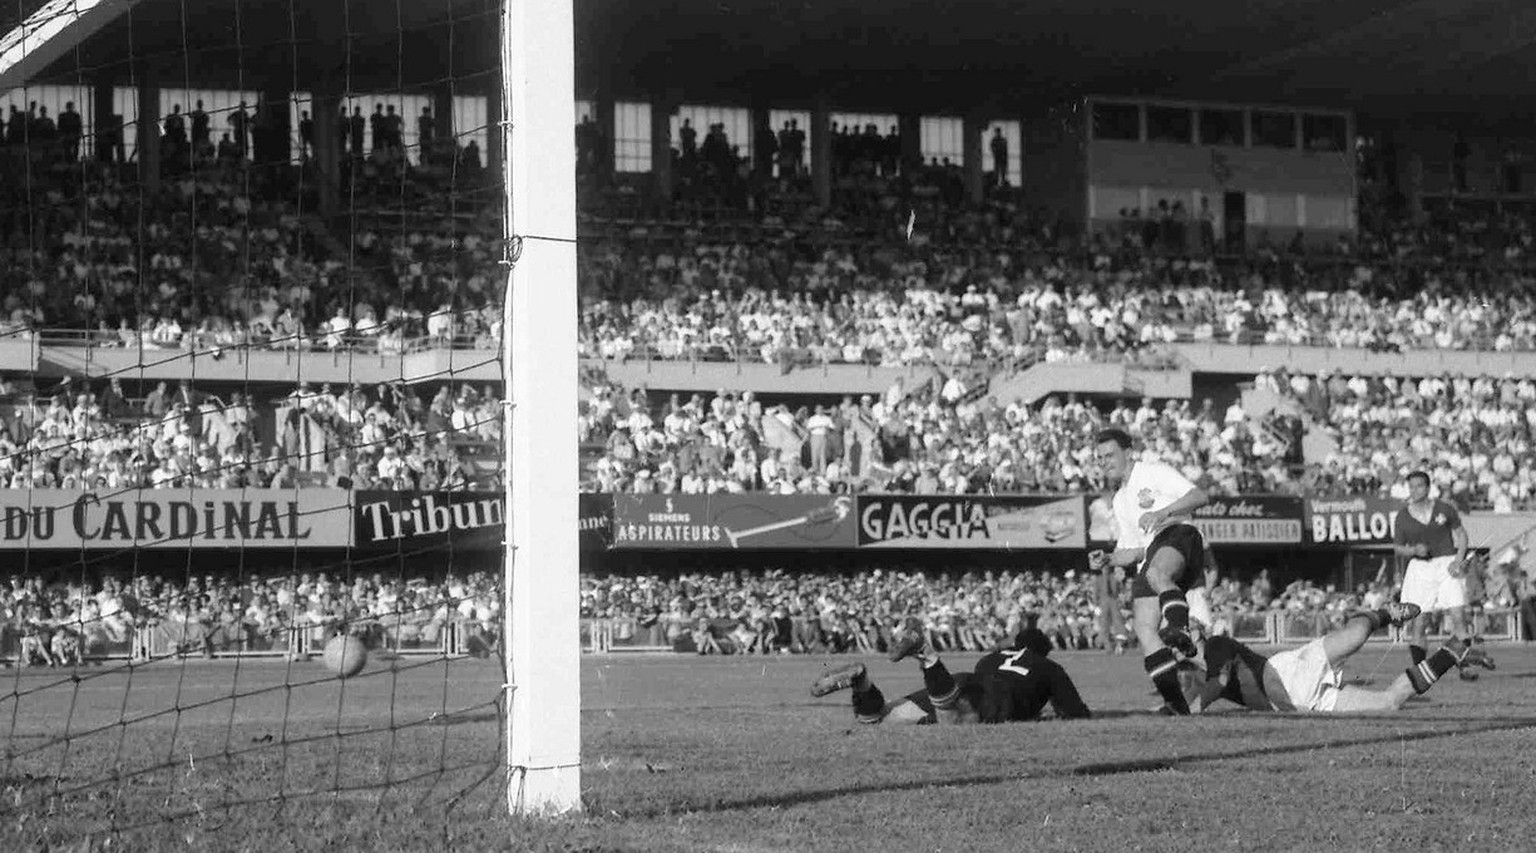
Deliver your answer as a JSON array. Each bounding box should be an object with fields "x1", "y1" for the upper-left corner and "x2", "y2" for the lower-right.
[
  {"x1": 1144, "y1": 647, "x2": 1190, "y2": 715},
  {"x1": 1158, "y1": 589, "x2": 1190, "y2": 631},
  {"x1": 1407, "y1": 646, "x2": 1461, "y2": 695},
  {"x1": 1409, "y1": 644, "x2": 1427, "y2": 666},
  {"x1": 852, "y1": 682, "x2": 886, "y2": 722},
  {"x1": 922, "y1": 659, "x2": 960, "y2": 709}
]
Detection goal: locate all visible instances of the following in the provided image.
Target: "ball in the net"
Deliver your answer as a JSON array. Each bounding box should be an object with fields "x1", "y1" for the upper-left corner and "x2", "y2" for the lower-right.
[{"x1": 323, "y1": 635, "x2": 368, "y2": 678}]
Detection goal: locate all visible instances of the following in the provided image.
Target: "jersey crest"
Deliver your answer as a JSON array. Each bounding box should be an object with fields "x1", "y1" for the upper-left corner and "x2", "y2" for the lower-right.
[{"x1": 1137, "y1": 488, "x2": 1155, "y2": 509}]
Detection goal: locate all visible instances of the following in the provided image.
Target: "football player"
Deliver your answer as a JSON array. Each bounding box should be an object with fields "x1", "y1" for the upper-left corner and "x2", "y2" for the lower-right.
[
  {"x1": 1090, "y1": 428, "x2": 1211, "y2": 715},
  {"x1": 1177, "y1": 602, "x2": 1494, "y2": 714},
  {"x1": 810, "y1": 625, "x2": 1091, "y2": 724}
]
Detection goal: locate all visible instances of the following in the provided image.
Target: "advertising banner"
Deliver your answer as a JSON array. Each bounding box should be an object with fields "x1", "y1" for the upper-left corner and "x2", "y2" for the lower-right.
[
  {"x1": 1304, "y1": 496, "x2": 1401, "y2": 546},
  {"x1": 611, "y1": 494, "x2": 857, "y2": 549},
  {"x1": 353, "y1": 491, "x2": 610, "y2": 551},
  {"x1": 0, "y1": 489, "x2": 352, "y2": 549},
  {"x1": 1190, "y1": 496, "x2": 1305, "y2": 545},
  {"x1": 855, "y1": 495, "x2": 1085, "y2": 549},
  {"x1": 579, "y1": 493, "x2": 615, "y2": 551},
  {"x1": 353, "y1": 490, "x2": 508, "y2": 551}
]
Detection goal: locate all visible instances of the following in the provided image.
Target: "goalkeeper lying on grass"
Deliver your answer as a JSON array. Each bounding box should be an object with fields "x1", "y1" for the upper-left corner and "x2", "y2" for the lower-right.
[
  {"x1": 811, "y1": 625, "x2": 1091, "y2": 724},
  {"x1": 1176, "y1": 602, "x2": 1495, "y2": 714}
]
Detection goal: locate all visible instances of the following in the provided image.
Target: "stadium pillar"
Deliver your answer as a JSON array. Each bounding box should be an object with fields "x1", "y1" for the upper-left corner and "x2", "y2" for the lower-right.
[
  {"x1": 311, "y1": 87, "x2": 340, "y2": 218},
  {"x1": 750, "y1": 103, "x2": 771, "y2": 177},
  {"x1": 810, "y1": 99, "x2": 831, "y2": 206},
  {"x1": 650, "y1": 94, "x2": 674, "y2": 208},
  {"x1": 963, "y1": 114, "x2": 985, "y2": 205},
  {"x1": 898, "y1": 113, "x2": 920, "y2": 176},
  {"x1": 261, "y1": 85, "x2": 292, "y2": 167},
  {"x1": 92, "y1": 73, "x2": 114, "y2": 163},
  {"x1": 486, "y1": 89, "x2": 502, "y2": 177},
  {"x1": 432, "y1": 83, "x2": 454, "y2": 142},
  {"x1": 135, "y1": 68, "x2": 160, "y2": 190},
  {"x1": 595, "y1": 89, "x2": 615, "y2": 179}
]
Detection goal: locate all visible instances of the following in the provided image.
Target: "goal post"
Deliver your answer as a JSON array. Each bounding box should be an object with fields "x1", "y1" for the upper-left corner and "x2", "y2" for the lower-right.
[{"x1": 503, "y1": 0, "x2": 582, "y2": 816}]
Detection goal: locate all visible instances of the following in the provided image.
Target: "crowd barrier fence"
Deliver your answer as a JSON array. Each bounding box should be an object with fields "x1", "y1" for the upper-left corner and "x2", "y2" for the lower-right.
[
  {"x1": 0, "y1": 618, "x2": 483, "y2": 665},
  {"x1": 580, "y1": 608, "x2": 1527, "y2": 654},
  {"x1": 2, "y1": 609, "x2": 1520, "y2": 663}
]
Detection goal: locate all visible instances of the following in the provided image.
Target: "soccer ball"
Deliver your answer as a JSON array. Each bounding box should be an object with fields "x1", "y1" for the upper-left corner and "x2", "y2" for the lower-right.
[{"x1": 323, "y1": 635, "x2": 368, "y2": 678}]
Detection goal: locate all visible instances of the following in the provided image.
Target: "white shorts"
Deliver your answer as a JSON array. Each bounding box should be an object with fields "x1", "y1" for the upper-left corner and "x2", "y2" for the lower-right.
[
  {"x1": 1401, "y1": 556, "x2": 1466, "y2": 612},
  {"x1": 1263, "y1": 638, "x2": 1342, "y2": 713},
  {"x1": 1187, "y1": 587, "x2": 1213, "y2": 633}
]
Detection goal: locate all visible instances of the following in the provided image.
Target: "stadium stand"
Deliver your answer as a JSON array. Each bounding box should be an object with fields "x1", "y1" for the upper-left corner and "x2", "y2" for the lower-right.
[
  {"x1": 0, "y1": 378, "x2": 501, "y2": 491},
  {"x1": 7, "y1": 116, "x2": 1536, "y2": 662}
]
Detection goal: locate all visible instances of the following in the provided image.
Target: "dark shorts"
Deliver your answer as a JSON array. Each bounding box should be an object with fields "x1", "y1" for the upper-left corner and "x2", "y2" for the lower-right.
[
  {"x1": 1129, "y1": 523, "x2": 1205, "y2": 599},
  {"x1": 900, "y1": 672, "x2": 981, "y2": 723}
]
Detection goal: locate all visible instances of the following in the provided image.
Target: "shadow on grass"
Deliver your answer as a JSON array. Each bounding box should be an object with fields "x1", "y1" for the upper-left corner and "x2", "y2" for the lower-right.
[{"x1": 618, "y1": 714, "x2": 1536, "y2": 818}]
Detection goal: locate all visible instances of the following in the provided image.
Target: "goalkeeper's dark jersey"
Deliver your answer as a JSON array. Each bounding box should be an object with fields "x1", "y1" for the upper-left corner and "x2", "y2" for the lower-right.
[
  {"x1": 961, "y1": 647, "x2": 1093, "y2": 723},
  {"x1": 1201, "y1": 636, "x2": 1277, "y2": 710}
]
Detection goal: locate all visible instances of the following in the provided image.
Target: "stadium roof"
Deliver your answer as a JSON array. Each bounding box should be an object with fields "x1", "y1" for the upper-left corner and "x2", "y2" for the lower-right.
[
  {"x1": 9, "y1": 0, "x2": 1536, "y2": 118},
  {"x1": 573, "y1": 0, "x2": 1536, "y2": 116}
]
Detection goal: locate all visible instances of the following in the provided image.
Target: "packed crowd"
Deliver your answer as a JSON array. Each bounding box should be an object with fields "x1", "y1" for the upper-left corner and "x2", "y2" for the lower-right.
[
  {"x1": 1, "y1": 153, "x2": 1535, "y2": 366},
  {"x1": 580, "y1": 558, "x2": 1536, "y2": 656},
  {"x1": 582, "y1": 377, "x2": 1303, "y2": 498},
  {"x1": 0, "y1": 569, "x2": 501, "y2": 665},
  {"x1": 583, "y1": 354, "x2": 1536, "y2": 510},
  {"x1": 578, "y1": 240, "x2": 1536, "y2": 368},
  {"x1": 2, "y1": 146, "x2": 1536, "y2": 511},
  {"x1": 0, "y1": 164, "x2": 501, "y2": 352},
  {"x1": 1267, "y1": 367, "x2": 1536, "y2": 511},
  {"x1": 0, "y1": 377, "x2": 500, "y2": 492}
]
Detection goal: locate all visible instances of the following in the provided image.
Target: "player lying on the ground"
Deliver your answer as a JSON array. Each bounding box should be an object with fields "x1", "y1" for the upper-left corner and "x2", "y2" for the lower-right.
[
  {"x1": 810, "y1": 626, "x2": 1091, "y2": 724},
  {"x1": 1176, "y1": 603, "x2": 1496, "y2": 714}
]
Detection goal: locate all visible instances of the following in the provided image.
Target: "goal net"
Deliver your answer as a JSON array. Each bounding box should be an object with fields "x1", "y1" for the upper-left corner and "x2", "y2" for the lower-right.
[{"x1": 0, "y1": 0, "x2": 579, "y2": 846}]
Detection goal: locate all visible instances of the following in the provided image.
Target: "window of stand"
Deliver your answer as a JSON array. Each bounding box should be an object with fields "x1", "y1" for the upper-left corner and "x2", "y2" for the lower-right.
[
  {"x1": 1302, "y1": 114, "x2": 1347, "y2": 153},
  {"x1": 1091, "y1": 102, "x2": 1140, "y2": 141},
  {"x1": 1199, "y1": 108, "x2": 1243, "y2": 147},
  {"x1": 1146, "y1": 106, "x2": 1193, "y2": 144},
  {"x1": 1251, "y1": 110, "x2": 1297, "y2": 150}
]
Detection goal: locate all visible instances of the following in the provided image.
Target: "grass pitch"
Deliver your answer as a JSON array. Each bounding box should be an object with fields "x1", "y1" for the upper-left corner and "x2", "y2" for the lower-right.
[{"x1": 1, "y1": 643, "x2": 1532, "y2": 851}]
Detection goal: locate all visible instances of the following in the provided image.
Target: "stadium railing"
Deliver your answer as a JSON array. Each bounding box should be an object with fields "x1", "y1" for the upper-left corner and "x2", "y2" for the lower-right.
[
  {"x1": 0, "y1": 618, "x2": 485, "y2": 665},
  {"x1": 34, "y1": 327, "x2": 491, "y2": 354},
  {"x1": 579, "y1": 608, "x2": 1527, "y2": 655},
  {"x1": 582, "y1": 616, "x2": 672, "y2": 654}
]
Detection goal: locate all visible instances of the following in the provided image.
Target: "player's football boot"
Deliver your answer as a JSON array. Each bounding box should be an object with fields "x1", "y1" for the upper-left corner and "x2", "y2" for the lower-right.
[
  {"x1": 887, "y1": 625, "x2": 929, "y2": 663},
  {"x1": 1158, "y1": 626, "x2": 1197, "y2": 658},
  {"x1": 1382, "y1": 602, "x2": 1421, "y2": 627},
  {"x1": 810, "y1": 662, "x2": 866, "y2": 697},
  {"x1": 1446, "y1": 636, "x2": 1496, "y2": 672}
]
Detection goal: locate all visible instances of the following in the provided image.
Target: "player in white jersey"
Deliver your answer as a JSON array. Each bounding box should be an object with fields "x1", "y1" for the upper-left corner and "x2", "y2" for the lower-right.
[{"x1": 1089, "y1": 428, "x2": 1210, "y2": 715}]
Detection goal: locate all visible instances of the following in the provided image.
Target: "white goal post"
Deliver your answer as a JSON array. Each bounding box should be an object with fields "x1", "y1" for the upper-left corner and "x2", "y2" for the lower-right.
[{"x1": 503, "y1": 0, "x2": 582, "y2": 816}]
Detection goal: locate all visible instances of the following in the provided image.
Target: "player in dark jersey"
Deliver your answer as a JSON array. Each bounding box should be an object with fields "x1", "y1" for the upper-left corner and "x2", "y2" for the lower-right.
[
  {"x1": 810, "y1": 626, "x2": 1091, "y2": 725},
  {"x1": 1174, "y1": 602, "x2": 1493, "y2": 714},
  {"x1": 1393, "y1": 471, "x2": 1472, "y2": 673}
]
